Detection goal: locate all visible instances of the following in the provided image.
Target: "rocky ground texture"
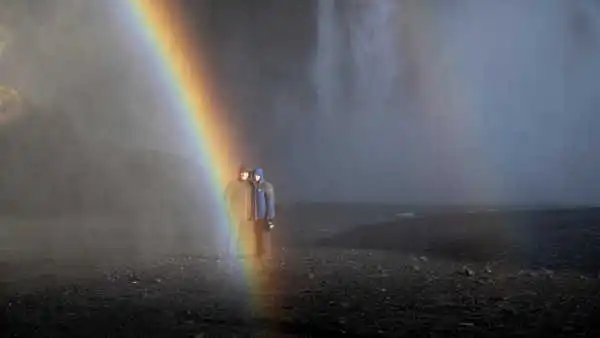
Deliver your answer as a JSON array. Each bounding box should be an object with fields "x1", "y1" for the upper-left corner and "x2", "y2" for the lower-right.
[
  {"x1": 4, "y1": 247, "x2": 600, "y2": 337},
  {"x1": 5, "y1": 208, "x2": 600, "y2": 337}
]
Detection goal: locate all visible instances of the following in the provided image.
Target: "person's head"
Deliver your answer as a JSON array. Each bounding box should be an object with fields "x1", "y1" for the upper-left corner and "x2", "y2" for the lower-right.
[
  {"x1": 238, "y1": 165, "x2": 250, "y2": 181},
  {"x1": 252, "y1": 168, "x2": 264, "y2": 183}
]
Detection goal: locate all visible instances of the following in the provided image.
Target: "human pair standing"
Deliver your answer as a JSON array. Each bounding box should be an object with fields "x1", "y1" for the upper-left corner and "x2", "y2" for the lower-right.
[{"x1": 224, "y1": 165, "x2": 276, "y2": 265}]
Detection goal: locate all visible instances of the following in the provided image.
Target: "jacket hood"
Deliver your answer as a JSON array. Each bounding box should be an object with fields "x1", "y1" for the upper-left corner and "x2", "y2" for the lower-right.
[{"x1": 253, "y1": 168, "x2": 265, "y2": 183}]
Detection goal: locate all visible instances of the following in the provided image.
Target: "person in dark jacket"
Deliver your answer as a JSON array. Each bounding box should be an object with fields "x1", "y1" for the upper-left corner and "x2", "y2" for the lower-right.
[
  {"x1": 250, "y1": 168, "x2": 276, "y2": 262},
  {"x1": 224, "y1": 165, "x2": 254, "y2": 257}
]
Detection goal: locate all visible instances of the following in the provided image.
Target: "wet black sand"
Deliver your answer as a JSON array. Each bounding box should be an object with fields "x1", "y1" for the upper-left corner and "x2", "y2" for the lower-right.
[{"x1": 4, "y1": 206, "x2": 600, "y2": 337}]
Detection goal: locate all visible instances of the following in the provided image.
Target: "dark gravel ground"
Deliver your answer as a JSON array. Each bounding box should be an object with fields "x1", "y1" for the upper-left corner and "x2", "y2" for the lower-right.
[{"x1": 4, "y1": 208, "x2": 600, "y2": 337}]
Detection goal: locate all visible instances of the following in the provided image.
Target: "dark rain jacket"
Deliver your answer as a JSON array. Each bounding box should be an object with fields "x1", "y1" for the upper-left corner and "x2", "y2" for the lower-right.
[{"x1": 251, "y1": 168, "x2": 276, "y2": 221}]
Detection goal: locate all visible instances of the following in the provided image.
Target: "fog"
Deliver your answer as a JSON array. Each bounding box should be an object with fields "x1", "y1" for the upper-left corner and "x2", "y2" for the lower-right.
[
  {"x1": 0, "y1": 0, "x2": 189, "y2": 150},
  {"x1": 1, "y1": 0, "x2": 600, "y2": 219},
  {"x1": 4, "y1": 4, "x2": 600, "y2": 334},
  {"x1": 207, "y1": 0, "x2": 600, "y2": 205},
  {"x1": 0, "y1": 0, "x2": 219, "y2": 260}
]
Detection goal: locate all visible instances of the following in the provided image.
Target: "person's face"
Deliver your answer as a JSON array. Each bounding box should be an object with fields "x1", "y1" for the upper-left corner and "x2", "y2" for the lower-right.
[
  {"x1": 239, "y1": 171, "x2": 249, "y2": 181},
  {"x1": 254, "y1": 174, "x2": 261, "y2": 183}
]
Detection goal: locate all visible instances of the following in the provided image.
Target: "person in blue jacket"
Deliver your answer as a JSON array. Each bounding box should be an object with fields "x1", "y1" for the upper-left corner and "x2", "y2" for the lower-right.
[{"x1": 250, "y1": 168, "x2": 276, "y2": 262}]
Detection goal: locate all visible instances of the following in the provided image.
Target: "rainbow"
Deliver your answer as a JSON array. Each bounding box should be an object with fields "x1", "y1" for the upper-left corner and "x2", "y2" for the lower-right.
[{"x1": 124, "y1": 0, "x2": 274, "y2": 314}]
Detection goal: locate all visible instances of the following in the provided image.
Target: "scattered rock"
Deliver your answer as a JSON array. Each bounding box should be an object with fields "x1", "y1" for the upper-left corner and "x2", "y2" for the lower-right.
[
  {"x1": 5, "y1": 244, "x2": 600, "y2": 337},
  {"x1": 461, "y1": 266, "x2": 474, "y2": 277},
  {"x1": 518, "y1": 270, "x2": 538, "y2": 278}
]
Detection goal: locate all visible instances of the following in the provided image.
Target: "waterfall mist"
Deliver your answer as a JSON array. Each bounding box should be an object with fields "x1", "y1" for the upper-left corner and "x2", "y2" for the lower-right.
[
  {"x1": 0, "y1": 0, "x2": 220, "y2": 263},
  {"x1": 265, "y1": 0, "x2": 600, "y2": 205},
  {"x1": 2, "y1": 0, "x2": 600, "y2": 267}
]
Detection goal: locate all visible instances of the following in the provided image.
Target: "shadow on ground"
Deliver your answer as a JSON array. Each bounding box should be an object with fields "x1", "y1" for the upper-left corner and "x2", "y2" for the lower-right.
[{"x1": 316, "y1": 208, "x2": 600, "y2": 275}]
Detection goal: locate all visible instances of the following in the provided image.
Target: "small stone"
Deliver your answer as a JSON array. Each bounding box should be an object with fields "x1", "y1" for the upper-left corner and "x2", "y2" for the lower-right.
[
  {"x1": 518, "y1": 269, "x2": 538, "y2": 277},
  {"x1": 462, "y1": 266, "x2": 474, "y2": 277}
]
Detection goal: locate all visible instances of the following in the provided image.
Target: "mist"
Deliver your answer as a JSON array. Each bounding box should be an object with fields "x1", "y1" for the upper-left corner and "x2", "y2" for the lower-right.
[
  {"x1": 0, "y1": 1, "x2": 190, "y2": 150},
  {"x1": 203, "y1": 0, "x2": 600, "y2": 206},
  {"x1": 4, "y1": 2, "x2": 600, "y2": 334},
  {"x1": 2, "y1": 0, "x2": 600, "y2": 217},
  {"x1": 0, "y1": 0, "x2": 220, "y2": 260}
]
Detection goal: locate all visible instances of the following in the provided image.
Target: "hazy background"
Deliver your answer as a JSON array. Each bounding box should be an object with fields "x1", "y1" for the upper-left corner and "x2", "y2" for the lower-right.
[
  {"x1": 1, "y1": 0, "x2": 600, "y2": 216},
  {"x1": 206, "y1": 0, "x2": 600, "y2": 206}
]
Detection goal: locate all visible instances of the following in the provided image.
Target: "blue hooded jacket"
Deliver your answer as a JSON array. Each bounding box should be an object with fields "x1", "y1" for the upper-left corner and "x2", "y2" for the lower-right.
[{"x1": 251, "y1": 168, "x2": 276, "y2": 220}]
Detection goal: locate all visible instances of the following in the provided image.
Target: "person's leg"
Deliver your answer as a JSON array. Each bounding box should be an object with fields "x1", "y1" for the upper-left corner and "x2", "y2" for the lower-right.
[
  {"x1": 220, "y1": 218, "x2": 238, "y2": 273},
  {"x1": 239, "y1": 220, "x2": 255, "y2": 257},
  {"x1": 254, "y1": 220, "x2": 265, "y2": 258},
  {"x1": 227, "y1": 220, "x2": 240, "y2": 256},
  {"x1": 255, "y1": 220, "x2": 278, "y2": 270},
  {"x1": 263, "y1": 226, "x2": 273, "y2": 260}
]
